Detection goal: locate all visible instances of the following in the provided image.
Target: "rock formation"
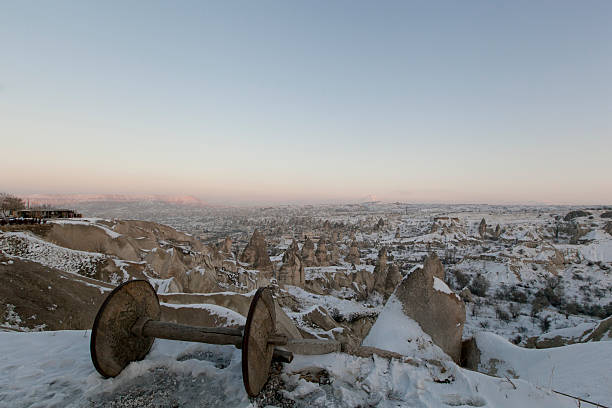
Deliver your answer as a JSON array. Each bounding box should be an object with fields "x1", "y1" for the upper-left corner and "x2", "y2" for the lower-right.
[
  {"x1": 301, "y1": 236, "x2": 317, "y2": 267},
  {"x1": 372, "y1": 247, "x2": 388, "y2": 294},
  {"x1": 330, "y1": 231, "x2": 340, "y2": 243},
  {"x1": 601, "y1": 211, "x2": 612, "y2": 219},
  {"x1": 478, "y1": 218, "x2": 487, "y2": 238},
  {"x1": 328, "y1": 243, "x2": 341, "y2": 265},
  {"x1": 345, "y1": 240, "x2": 361, "y2": 265},
  {"x1": 372, "y1": 248, "x2": 403, "y2": 299},
  {"x1": 278, "y1": 240, "x2": 305, "y2": 287},
  {"x1": 239, "y1": 229, "x2": 273, "y2": 271},
  {"x1": 424, "y1": 252, "x2": 445, "y2": 280},
  {"x1": 384, "y1": 263, "x2": 402, "y2": 296},
  {"x1": 322, "y1": 220, "x2": 332, "y2": 232},
  {"x1": 564, "y1": 210, "x2": 591, "y2": 221},
  {"x1": 315, "y1": 237, "x2": 329, "y2": 266},
  {"x1": 220, "y1": 236, "x2": 232, "y2": 255},
  {"x1": 525, "y1": 315, "x2": 612, "y2": 349},
  {"x1": 494, "y1": 224, "x2": 501, "y2": 238},
  {"x1": 605, "y1": 222, "x2": 612, "y2": 236},
  {"x1": 393, "y1": 254, "x2": 466, "y2": 362}
]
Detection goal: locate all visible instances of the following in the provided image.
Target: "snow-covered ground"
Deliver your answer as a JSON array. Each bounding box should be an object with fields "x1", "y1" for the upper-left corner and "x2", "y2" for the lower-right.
[
  {"x1": 0, "y1": 330, "x2": 593, "y2": 408},
  {"x1": 2, "y1": 203, "x2": 611, "y2": 406},
  {"x1": 474, "y1": 331, "x2": 611, "y2": 406}
]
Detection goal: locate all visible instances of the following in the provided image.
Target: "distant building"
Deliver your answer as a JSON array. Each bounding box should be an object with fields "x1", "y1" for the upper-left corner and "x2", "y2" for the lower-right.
[
  {"x1": 9, "y1": 209, "x2": 82, "y2": 219},
  {"x1": 433, "y1": 216, "x2": 460, "y2": 224}
]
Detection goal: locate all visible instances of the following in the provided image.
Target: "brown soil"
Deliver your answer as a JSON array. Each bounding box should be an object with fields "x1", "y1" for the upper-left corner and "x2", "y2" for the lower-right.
[{"x1": 0, "y1": 257, "x2": 113, "y2": 331}]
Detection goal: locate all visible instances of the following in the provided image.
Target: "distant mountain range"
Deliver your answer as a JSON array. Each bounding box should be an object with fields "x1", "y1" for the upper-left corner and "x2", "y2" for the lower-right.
[{"x1": 20, "y1": 194, "x2": 207, "y2": 207}]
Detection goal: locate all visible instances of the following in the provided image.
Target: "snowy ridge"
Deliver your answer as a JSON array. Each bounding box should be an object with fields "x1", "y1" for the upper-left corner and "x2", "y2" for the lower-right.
[
  {"x1": 0, "y1": 231, "x2": 107, "y2": 277},
  {"x1": 49, "y1": 218, "x2": 122, "y2": 239}
]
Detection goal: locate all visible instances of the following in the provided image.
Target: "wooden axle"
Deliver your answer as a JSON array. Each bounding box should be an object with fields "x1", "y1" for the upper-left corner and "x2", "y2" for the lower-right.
[
  {"x1": 131, "y1": 318, "x2": 244, "y2": 347},
  {"x1": 90, "y1": 280, "x2": 289, "y2": 398},
  {"x1": 130, "y1": 318, "x2": 288, "y2": 348}
]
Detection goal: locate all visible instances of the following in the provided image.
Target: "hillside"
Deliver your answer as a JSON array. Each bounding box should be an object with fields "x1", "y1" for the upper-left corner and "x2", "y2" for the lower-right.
[{"x1": 1, "y1": 205, "x2": 611, "y2": 407}]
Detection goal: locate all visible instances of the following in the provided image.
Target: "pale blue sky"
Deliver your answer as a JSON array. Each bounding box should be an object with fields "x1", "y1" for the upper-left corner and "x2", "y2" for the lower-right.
[{"x1": 1, "y1": 1, "x2": 611, "y2": 204}]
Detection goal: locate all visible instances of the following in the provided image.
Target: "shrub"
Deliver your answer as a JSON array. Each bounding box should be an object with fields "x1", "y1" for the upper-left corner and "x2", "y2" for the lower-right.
[
  {"x1": 531, "y1": 295, "x2": 549, "y2": 316},
  {"x1": 509, "y1": 303, "x2": 521, "y2": 319},
  {"x1": 494, "y1": 284, "x2": 509, "y2": 300},
  {"x1": 535, "y1": 277, "x2": 565, "y2": 307},
  {"x1": 539, "y1": 316, "x2": 551, "y2": 332},
  {"x1": 454, "y1": 270, "x2": 470, "y2": 289},
  {"x1": 495, "y1": 307, "x2": 511, "y2": 323},
  {"x1": 495, "y1": 284, "x2": 528, "y2": 303},
  {"x1": 508, "y1": 286, "x2": 528, "y2": 303},
  {"x1": 329, "y1": 308, "x2": 345, "y2": 323},
  {"x1": 469, "y1": 274, "x2": 490, "y2": 297}
]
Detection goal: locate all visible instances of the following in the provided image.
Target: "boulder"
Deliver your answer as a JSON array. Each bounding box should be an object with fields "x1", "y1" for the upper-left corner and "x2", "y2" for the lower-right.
[
  {"x1": 239, "y1": 229, "x2": 273, "y2": 271},
  {"x1": 459, "y1": 288, "x2": 473, "y2": 303},
  {"x1": 303, "y1": 306, "x2": 339, "y2": 332},
  {"x1": 392, "y1": 254, "x2": 466, "y2": 362},
  {"x1": 160, "y1": 291, "x2": 302, "y2": 339},
  {"x1": 605, "y1": 222, "x2": 612, "y2": 236},
  {"x1": 601, "y1": 211, "x2": 612, "y2": 219}
]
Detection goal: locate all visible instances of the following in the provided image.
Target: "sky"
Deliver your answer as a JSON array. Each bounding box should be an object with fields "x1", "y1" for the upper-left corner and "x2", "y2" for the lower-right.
[{"x1": 1, "y1": 1, "x2": 611, "y2": 205}]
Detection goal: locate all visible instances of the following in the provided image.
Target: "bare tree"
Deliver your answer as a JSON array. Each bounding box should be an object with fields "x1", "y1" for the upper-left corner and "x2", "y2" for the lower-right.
[{"x1": 0, "y1": 193, "x2": 25, "y2": 219}]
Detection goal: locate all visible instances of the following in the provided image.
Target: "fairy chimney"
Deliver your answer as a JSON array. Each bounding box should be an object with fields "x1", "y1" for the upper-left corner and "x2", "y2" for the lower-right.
[
  {"x1": 239, "y1": 229, "x2": 273, "y2": 271},
  {"x1": 278, "y1": 239, "x2": 305, "y2": 287},
  {"x1": 301, "y1": 236, "x2": 317, "y2": 267},
  {"x1": 315, "y1": 237, "x2": 329, "y2": 266},
  {"x1": 345, "y1": 240, "x2": 361, "y2": 265},
  {"x1": 478, "y1": 218, "x2": 487, "y2": 238},
  {"x1": 394, "y1": 253, "x2": 465, "y2": 362}
]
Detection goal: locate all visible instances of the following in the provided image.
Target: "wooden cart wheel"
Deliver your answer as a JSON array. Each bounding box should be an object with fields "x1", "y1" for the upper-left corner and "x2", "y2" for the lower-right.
[
  {"x1": 241, "y1": 287, "x2": 276, "y2": 397},
  {"x1": 90, "y1": 280, "x2": 161, "y2": 378}
]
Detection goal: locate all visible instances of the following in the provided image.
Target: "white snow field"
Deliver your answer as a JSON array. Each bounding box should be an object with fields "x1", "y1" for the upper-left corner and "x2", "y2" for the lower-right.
[
  {"x1": 474, "y1": 331, "x2": 612, "y2": 406},
  {"x1": 0, "y1": 330, "x2": 597, "y2": 408}
]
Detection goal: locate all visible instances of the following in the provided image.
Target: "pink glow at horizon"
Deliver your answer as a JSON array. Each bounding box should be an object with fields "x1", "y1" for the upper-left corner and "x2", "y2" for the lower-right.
[{"x1": 4, "y1": 155, "x2": 611, "y2": 205}]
